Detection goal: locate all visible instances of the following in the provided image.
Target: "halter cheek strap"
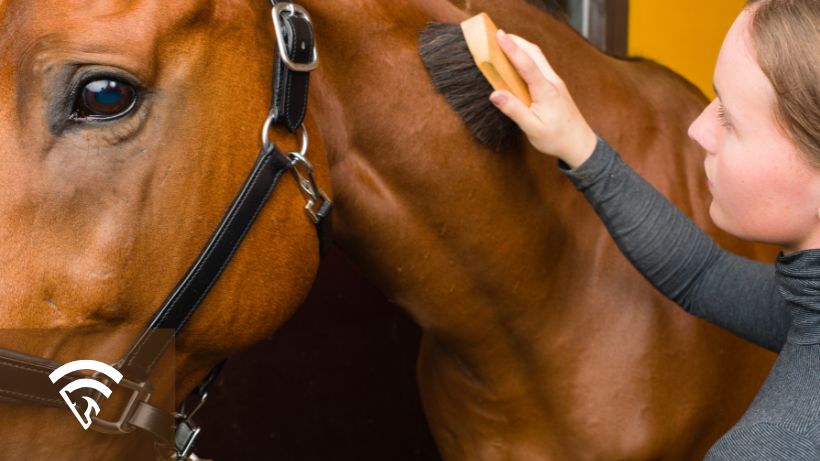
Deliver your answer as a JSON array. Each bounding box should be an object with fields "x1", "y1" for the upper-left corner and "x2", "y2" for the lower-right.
[
  {"x1": 271, "y1": 1, "x2": 319, "y2": 132},
  {"x1": 0, "y1": 2, "x2": 328, "y2": 460}
]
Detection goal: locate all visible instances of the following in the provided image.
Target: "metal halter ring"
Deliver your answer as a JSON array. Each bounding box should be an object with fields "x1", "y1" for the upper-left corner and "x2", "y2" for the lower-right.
[
  {"x1": 261, "y1": 112, "x2": 277, "y2": 152},
  {"x1": 262, "y1": 115, "x2": 309, "y2": 159}
]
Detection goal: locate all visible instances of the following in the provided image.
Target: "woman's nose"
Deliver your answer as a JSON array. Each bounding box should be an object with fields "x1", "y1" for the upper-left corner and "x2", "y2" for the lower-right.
[{"x1": 689, "y1": 99, "x2": 720, "y2": 155}]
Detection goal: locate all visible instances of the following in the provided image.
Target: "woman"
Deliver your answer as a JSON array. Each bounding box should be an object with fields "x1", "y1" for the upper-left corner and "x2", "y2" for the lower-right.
[{"x1": 489, "y1": 0, "x2": 820, "y2": 459}]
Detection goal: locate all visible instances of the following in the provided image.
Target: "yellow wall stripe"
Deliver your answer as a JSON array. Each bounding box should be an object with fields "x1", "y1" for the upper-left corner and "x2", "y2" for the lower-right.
[{"x1": 627, "y1": 0, "x2": 747, "y2": 99}]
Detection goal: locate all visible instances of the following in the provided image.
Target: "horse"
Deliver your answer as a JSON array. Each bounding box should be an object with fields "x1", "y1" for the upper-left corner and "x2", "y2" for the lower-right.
[
  {"x1": 0, "y1": 0, "x2": 331, "y2": 459},
  {"x1": 297, "y1": 0, "x2": 777, "y2": 459}
]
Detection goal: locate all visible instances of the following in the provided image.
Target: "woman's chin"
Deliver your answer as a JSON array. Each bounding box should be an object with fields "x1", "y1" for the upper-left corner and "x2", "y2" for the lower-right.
[
  {"x1": 708, "y1": 201, "x2": 724, "y2": 230},
  {"x1": 709, "y1": 202, "x2": 742, "y2": 239}
]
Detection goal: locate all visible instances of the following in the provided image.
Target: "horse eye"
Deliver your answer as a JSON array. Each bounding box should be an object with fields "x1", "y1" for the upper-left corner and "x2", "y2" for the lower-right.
[{"x1": 74, "y1": 79, "x2": 137, "y2": 120}]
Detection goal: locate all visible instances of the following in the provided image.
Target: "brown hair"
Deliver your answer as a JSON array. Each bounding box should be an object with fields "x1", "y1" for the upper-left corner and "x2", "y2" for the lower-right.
[{"x1": 746, "y1": 0, "x2": 820, "y2": 166}]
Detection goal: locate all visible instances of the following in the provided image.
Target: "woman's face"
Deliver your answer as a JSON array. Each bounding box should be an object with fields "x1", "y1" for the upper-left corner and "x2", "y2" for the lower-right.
[{"x1": 688, "y1": 7, "x2": 820, "y2": 253}]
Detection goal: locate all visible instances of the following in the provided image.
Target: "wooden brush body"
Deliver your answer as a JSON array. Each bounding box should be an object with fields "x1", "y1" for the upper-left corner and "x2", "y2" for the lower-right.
[{"x1": 460, "y1": 12, "x2": 533, "y2": 105}]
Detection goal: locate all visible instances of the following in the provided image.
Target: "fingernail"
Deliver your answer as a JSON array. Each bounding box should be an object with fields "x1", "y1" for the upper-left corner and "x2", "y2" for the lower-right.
[
  {"x1": 497, "y1": 29, "x2": 508, "y2": 44},
  {"x1": 490, "y1": 93, "x2": 507, "y2": 107}
]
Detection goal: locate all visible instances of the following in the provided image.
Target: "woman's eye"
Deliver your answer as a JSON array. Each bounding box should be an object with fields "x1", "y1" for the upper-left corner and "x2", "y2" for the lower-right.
[{"x1": 74, "y1": 79, "x2": 137, "y2": 120}]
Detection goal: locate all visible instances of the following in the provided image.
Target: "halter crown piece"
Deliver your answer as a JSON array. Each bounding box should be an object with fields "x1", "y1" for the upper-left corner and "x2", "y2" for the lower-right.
[{"x1": 0, "y1": 2, "x2": 329, "y2": 460}]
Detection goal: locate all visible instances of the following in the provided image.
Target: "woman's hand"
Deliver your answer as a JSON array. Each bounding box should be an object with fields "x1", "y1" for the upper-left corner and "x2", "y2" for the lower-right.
[{"x1": 490, "y1": 30, "x2": 598, "y2": 169}]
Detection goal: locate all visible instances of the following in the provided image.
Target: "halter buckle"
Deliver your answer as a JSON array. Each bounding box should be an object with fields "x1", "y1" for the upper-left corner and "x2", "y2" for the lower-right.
[
  {"x1": 272, "y1": 3, "x2": 319, "y2": 72},
  {"x1": 173, "y1": 417, "x2": 202, "y2": 461},
  {"x1": 89, "y1": 373, "x2": 153, "y2": 434}
]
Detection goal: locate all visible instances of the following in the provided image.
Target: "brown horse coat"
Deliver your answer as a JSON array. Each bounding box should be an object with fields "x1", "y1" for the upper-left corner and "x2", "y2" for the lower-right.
[{"x1": 301, "y1": 0, "x2": 776, "y2": 459}]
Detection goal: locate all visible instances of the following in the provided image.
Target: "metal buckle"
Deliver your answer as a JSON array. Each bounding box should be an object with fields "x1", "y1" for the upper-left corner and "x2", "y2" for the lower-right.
[
  {"x1": 171, "y1": 389, "x2": 209, "y2": 460},
  {"x1": 307, "y1": 188, "x2": 332, "y2": 224},
  {"x1": 173, "y1": 418, "x2": 202, "y2": 461},
  {"x1": 288, "y1": 151, "x2": 330, "y2": 224},
  {"x1": 89, "y1": 373, "x2": 153, "y2": 434},
  {"x1": 282, "y1": 124, "x2": 330, "y2": 223},
  {"x1": 272, "y1": 3, "x2": 319, "y2": 72}
]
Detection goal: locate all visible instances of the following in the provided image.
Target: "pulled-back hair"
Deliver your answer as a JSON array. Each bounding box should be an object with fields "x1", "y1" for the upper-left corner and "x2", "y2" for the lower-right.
[{"x1": 746, "y1": 0, "x2": 820, "y2": 166}]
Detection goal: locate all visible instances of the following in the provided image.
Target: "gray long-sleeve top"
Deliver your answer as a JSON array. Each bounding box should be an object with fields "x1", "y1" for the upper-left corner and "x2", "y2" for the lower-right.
[{"x1": 560, "y1": 137, "x2": 820, "y2": 460}]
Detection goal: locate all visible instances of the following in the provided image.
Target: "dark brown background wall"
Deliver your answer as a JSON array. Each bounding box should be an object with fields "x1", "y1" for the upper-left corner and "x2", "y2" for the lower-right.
[{"x1": 195, "y1": 249, "x2": 441, "y2": 460}]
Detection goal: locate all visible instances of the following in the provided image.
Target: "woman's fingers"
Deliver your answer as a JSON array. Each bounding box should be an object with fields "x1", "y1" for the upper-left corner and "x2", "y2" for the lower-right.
[
  {"x1": 490, "y1": 31, "x2": 596, "y2": 163},
  {"x1": 497, "y1": 30, "x2": 556, "y2": 102},
  {"x1": 490, "y1": 90, "x2": 541, "y2": 134},
  {"x1": 496, "y1": 30, "x2": 556, "y2": 102},
  {"x1": 506, "y1": 34, "x2": 561, "y2": 85}
]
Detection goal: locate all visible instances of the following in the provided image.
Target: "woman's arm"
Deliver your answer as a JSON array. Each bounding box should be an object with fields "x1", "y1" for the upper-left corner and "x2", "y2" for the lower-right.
[
  {"x1": 490, "y1": 30, "x2": 790, "y2": 351},
  {"x1": 563, "y1": 136, "x2": 789, "y2": 351}
]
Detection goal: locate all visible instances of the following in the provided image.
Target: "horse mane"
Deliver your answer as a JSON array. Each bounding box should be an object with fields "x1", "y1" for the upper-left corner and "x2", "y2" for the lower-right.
[
  {"x1": 417, "y1": 0, "x2": 578, "y2": 149},
  {"x1": 524, "y1": 0, "x2": 566, "y2": 18}
]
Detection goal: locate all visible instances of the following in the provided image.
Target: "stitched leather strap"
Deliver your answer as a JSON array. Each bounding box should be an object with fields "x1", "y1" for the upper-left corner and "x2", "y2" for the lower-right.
[
  {"x1": 0, "y1": 348, "x2": 79, "y2": 407},
  {"x1": 0, "y1": 144, "x2": 294, "y2": 451},
  {"x1": 129, "y1": 401, "x2": 175, "y2": 444},
  {"x1": 0, "y1": 347, "x2": 174, "y2": 446},
  {"x1": 313, "y1": 190, "x2": 333, "y2": 257},
  {"x1": 271, "y1": 2, "x2": 314, "y2": 132},
  {"x1": 119, "y1": 146, "x2": 294, "y2": 383},
  {"x1": 0, "y1": 144, "x2": 292, "y2": 401}
]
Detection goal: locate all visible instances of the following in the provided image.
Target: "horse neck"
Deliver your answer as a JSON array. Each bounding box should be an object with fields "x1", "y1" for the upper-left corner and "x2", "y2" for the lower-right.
[{"x1": 303, "y1": 0, "x2": 711, "y2": 348}]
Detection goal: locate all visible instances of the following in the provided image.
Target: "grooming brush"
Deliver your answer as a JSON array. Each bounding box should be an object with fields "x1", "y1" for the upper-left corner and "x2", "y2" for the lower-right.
[
  {"x1": 460, "y1": 13, "x2": 532, "y2": 106},
  {"x1": 419, "y1": 12, "x2": 531, "y2": 150}
]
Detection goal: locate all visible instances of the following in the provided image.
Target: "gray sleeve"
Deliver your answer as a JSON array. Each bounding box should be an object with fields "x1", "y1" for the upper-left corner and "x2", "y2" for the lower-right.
[
  {"x1": 560, "y1": 137, "x2": 790, "y2": 352},
  {"x1": 705, "y1": 423, "x2": 820, "y2": 461}
]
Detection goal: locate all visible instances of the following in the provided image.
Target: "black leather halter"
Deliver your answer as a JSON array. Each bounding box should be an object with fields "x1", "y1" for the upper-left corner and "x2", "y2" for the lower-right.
[{"x1": 0, "y1": 2, "x2": 327, "y2": 459}]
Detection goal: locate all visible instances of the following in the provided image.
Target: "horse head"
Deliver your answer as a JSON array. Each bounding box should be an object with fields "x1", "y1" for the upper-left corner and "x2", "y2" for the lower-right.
[{"x1": 0, "y1": 0, "x2": 330, "y2": 458}]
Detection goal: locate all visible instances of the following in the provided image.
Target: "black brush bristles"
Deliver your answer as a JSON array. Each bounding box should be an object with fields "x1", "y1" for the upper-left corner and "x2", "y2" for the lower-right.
[{"x1": 419, "y1": 22, "x2": 520, "y2": 152}]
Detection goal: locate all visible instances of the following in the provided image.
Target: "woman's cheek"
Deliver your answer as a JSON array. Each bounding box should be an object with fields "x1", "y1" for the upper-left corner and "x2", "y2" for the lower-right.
[{"x1": 708, "y1": 160, "x2": 756, "y2": 237}]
